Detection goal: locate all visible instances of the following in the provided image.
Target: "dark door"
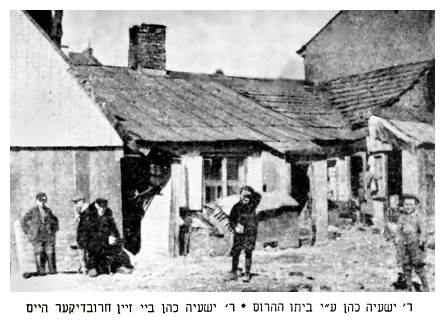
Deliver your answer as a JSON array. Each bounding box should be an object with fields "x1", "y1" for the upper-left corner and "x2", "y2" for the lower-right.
[
  {"x1": 350, "y1": 155, "x2": 364, "y2": 197},
  {"x1": 290, "y1": 164, "x2": 310, "y2": 212}
]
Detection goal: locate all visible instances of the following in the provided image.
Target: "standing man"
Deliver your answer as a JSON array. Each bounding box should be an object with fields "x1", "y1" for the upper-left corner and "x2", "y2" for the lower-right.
[
  {"x1": 228, "y1": 186, "x2": 261, "y2": 282},
  {"x1": 396, "y1": 194, "x2": 429, "y2": 291},
  {"x1": 20, "y1": 192, "x2": 59, "y2": 274},
  {"x1": 71, "y1": 193, "x2": 89, "y2": 273}
]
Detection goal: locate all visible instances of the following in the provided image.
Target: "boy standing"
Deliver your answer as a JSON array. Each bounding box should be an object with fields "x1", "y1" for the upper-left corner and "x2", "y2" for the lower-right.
[
  {"x1": 396, "y1": 194, "x2": 429, "y2": 291},
  {"x1": 228, "y1": 186, "x2": 261, "y2": 282}
]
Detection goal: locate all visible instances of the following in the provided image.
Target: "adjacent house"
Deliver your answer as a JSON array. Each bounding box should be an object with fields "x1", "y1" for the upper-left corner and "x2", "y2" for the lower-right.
[
  {"x1": 297, "y1": 10, "x2": 435, "y2": 234},
  {"x1": 297, "y1": 10, "x2": 434, "y2": 83}
]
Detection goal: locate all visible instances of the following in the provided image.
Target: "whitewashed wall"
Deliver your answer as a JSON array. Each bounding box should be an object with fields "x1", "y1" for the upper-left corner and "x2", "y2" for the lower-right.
[
  {"x1": 402, "y1": 150, "x2": 420, "y2": 196},
  {"x1": 139, "y1": 180, "x2": 173, "y2": 258},
  {"x1": 10, "y1": 11, "x2": 122, "y2": 147},
  {"x1": 246, "y1": 153, "x2": 264, "y2": 192},
  {"x1": 261, "y1": 151, "x2": 291, "y2": 194}
]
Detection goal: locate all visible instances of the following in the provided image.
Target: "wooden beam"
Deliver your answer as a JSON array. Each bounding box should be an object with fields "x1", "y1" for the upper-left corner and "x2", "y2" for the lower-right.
[
  {"x1": 312, "y1": 160, "x2": 328, "y2": 241},
  {"x1": 169, "y1": 162, "x2": 182, "y2": 257},
  {"x1": 221, "y1": 157, "x2": 228, "y2": 197},
  {"x1": 182, "y1": 155, "x2": 203, "y2": 210}
]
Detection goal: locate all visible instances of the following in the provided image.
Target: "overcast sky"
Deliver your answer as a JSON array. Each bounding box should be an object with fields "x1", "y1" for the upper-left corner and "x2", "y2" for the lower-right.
[{"x1": 62, "y1": 11, "x2": 337, "y2": 79}]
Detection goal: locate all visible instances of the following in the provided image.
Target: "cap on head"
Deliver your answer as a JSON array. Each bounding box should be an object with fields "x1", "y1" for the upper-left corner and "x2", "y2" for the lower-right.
[
  {"x1": 95, "y1": 198, "x2": 108, "y2": 208},
  {"x1": 240, "y1": 185, "x2": 254, "y2": 195},
  {"x1": 402, "y1": 194, "x2": 420, "y2": 204},
  {"x1": 72, "y1": 192, "x2": 86, "y2": 203},
  {"x1": 36, "y1": 192, "x2": 47, "y2": 201}
]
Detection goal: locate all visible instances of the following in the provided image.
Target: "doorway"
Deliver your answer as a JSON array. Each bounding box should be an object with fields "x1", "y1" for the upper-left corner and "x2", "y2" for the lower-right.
[
  {"x1": 290, "y1": 163, "x2": 310, "y2": 212},
  {"x1": 350, "y1": 155, "x2": 365, "y2": 198},
  {"x1": 387, "y1": 149, "x2": 402, "y2": 197}
]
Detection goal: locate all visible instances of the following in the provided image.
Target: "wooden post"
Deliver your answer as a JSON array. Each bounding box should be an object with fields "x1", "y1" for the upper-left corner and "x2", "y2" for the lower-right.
[
  {"x1": 169, "y1": 161, "x2": 182, "y2": 257},
  {"x1": 312, "y1": 160, "x2": 328, "y2": 241},
  {"x1": 371, "y1": 153, "x2": 387, "y2": 231},
  {"x1": 221, "y1": 157, "x2": 228, "y2": 197},
  {"x1": 337, "y1": 156, "x2": 352, "y2": 201},
  {"x1": 182, "y1": 155, "x2": 203, "y2": 210}
]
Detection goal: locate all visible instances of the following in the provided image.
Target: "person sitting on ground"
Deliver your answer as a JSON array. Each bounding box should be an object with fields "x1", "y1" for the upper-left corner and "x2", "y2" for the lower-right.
[
  {"x1": 396, "y1": 194, "x2": 429, "y2": 292},
  {"x1": 228, "y1": 186, "x2": 261, "y2": 282},
  {"x1": 77, "y1": 198, "x2": 133, "y2": 277}
]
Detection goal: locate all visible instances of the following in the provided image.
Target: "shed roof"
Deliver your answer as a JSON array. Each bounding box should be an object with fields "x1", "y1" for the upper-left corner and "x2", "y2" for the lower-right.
[
  {"x1": 369, "y1": 115, "x2": 434, "y2": 150},
  {"x1": 69, "y1": 48, "x2": 102, "y2": 66},
  {"x1": 70, "y1": 66, "x2": 356, "y2": 155},
  {"x1": 318, "y1": 59, "x2": 434, "y2": 130}
]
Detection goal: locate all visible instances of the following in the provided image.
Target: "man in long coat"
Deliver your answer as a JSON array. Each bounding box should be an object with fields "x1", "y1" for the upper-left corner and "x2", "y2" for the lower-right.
[
  {"x1": 228, "y1": 186, "x2": 261, "y2": 282},
  {"x1": 77, "y1": 198, "x2": 132, "y2": 277},
  {"x1": 21, "y1": 192, "x2": 59, "y2": 274}
]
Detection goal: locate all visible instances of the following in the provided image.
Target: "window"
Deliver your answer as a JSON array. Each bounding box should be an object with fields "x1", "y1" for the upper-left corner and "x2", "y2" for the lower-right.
[
  {"x1": 204, "y1": 158, "x2": 222, "y2": 180},
  {"x1": 203, "y1": 157, "x2": 245, "y2": 203},
  {"x1": 227, "y1": 158, "x2": 241, "y2": 180}
]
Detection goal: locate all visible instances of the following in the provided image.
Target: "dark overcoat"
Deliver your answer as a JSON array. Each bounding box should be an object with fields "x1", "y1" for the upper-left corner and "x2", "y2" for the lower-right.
[
  {"x1": 229, "y1": 192, "x2": 261, "y2": 253},
  {"x1": 20, "y1": 206, "x2": 59, "y2": 245},
  {"x1": 77, "y1": 204, "x2": 120, "y2": 254}
]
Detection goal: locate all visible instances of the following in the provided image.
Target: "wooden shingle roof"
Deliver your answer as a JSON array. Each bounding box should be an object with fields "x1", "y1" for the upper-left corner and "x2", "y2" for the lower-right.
[
  {"x1": 318, "y1": 59, "x2": 434, "y2": 130},
  {"x1": 70, "y1": 66, "x2": 354, "y2": 155},
  {"x1": 170, "y1": 72, "x2": 352, "y2": 135}
]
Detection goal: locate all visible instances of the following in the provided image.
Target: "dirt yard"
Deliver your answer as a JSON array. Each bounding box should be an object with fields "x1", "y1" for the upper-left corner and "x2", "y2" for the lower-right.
[{"x1": 10, "y1": 225, "x2": 435, "y2": 292}]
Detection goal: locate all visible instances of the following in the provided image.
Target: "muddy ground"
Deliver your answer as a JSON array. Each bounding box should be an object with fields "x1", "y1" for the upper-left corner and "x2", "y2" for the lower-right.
[{"x1": 11, "y1": 225, "x2": 434, "y2": 292}]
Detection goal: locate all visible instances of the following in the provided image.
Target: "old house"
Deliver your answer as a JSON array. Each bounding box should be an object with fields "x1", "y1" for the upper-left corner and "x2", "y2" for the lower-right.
[
  {"x1": 11, "y1": 10, "x2": 434, "y2": 276},
  {"x1": 11, "y1": 11, "x2": 348, "y2": 273},
  {"x1": 297, "y1": 10, "x2": 434, "y2": 83},
  {"x1": 69, "y1": 23, "x2": 353, "y2": 256},
  {"x1": 297, "y1": 10, "x2": 435, "y2": 233}
]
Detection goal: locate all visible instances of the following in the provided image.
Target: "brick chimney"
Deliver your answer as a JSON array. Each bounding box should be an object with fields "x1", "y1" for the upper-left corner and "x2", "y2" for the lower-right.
[{"x1": 128, "y1": 24, "x2": 166, "y2": 72}]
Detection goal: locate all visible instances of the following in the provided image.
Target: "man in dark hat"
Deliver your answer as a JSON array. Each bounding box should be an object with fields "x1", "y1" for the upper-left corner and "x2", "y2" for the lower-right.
[
  {"x1": 228, "y1": 186, "x2": 261, "y2": 282},
  {"x1": 20, "y1": 192, "x2": 59, "y2": 274},
  {"x1": 396, "y1": 194, "x2": 429, "y2": 291},
  {"x1": 77, "y1": 198, "x2": 133, "y2": 277}
]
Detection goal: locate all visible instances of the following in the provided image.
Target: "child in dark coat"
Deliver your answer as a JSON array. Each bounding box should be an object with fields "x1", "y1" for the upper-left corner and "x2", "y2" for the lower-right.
[{"x1": 228, "y1": 186, "x2": 261, "y2": 282}]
